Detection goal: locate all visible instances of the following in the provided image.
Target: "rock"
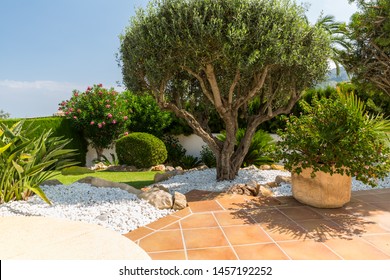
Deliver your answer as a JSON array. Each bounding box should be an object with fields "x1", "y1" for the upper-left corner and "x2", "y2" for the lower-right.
[
  {"x1": 151, "y1": 184, "x2": 170, "y2": 193},
  {"x1": 154, "y1": 172, "x2": 174, "y2": 183},
  {"x1": 77, "y1": 176, "x2": 141, "y2": 195},
  {"x1": 90, "y1": 162, "x2": 108, "y2": 171},
  {"x1": 266, "y1": 181, "x2": 278, "y2": 188},
  {"x1": 40, "y1": 179, "x2": 62, "y2": 186},
  {"x1": 151, "y1": 165, "x2": 166, "y2": 172},
  {"x1": 259, "y1": 164, "x2": 272, "y2": 170},
  {"x1": 271, "y1": 164, "x2": 285, "y2": 171},
  {"x1": 227, "y1": 183, "x2": 257, "y2": 196},
  {"x1": 173, "y1": 191, "x2": 187, "y2": 210},
  {"x1": 242, "y1": 165, "x2": 258, "y2": 170},
  {"x1": 175, "y1": 166, "x2": 184, "y2": 171},
  {"x1": 137, "y1": 189, "x2": 173, "y2": 210},
  {"x1": 275, "y1": 175, "x2": 291, "y2": 185},
  {"x1": 196, "y1": 164, "x2": 208, "y2": 170},
  {"x1": 165, "y1": 166, "x2": 175, "y2": 172},
  {"x1": 259, "y1": 185, "x2": 274, "y2": 197}
]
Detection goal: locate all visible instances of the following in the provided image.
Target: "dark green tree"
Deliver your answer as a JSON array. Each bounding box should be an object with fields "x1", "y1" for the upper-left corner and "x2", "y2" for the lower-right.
[
  {"x1": 342, "y1": 0, "x2": 390, "y2": 96},
  {"x1": 119, "y1": 0, "x2": 331, "y2": 180}
]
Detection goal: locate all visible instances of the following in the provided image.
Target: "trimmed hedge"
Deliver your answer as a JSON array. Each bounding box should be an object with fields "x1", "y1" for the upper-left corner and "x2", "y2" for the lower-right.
[
  {"x1": 116, "y1": 132, "x2": 167, "y2": 168},
  {"x1": 0, "y1": 117, "x2": 88, "y2": 166}
]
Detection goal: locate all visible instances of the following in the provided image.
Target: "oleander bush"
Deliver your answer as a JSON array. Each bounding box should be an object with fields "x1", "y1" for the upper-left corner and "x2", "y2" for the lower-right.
[
  {"x1": 116, "y1": 132, "x2": 167, "y2": 168},
  {"x1": 0, "y1": 121, "x2": 77, "y2": 204}
]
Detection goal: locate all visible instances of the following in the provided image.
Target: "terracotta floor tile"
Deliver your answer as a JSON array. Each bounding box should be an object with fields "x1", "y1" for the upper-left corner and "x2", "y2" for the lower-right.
[
  {"x1": 148, "y1": 250, "x2": 187, "y2": 260},
  {"x1": 370, "y1": 202, "x2": 390, "y2": 211},
  {"x1": 214, "y1": 210, "x2": 256, "y2": 226},
  {"x1": 180, "y1": 213, "x2": 218, "y2": 229},
  {"x1": 324, "y1": 237, "x2": 390, "y2": 259},
  {"x1": 260, "y1": 222, "x2": 310, "y2": 241},
  {"x1": 234, "y1": 243, "x2": 289, "y2": 260},
  {"x1": 277, "y1": 240, "x2": 341, "y2": 260},
  {"x1": 345, "y1": 201, "x2": 384, "y2": 216},
  {"x1": 216, "y1": 195, "x2": 255, "y2": 210},
  {"x1": 185, "y1": 190, "x2": 222, "y2": 202},
  {"x1": 363, "y1": 212, "x2": 390, "y2": 231},
  {"x1": 276, "y1": 196, "x2": 305, "y2": 207},
  {"x1": 331, "y1": 217, "x2": 390, "y2": 236},
  {"x1": 248, "y1": 196, "x2": 284, "y2": 208},
  {"x1": 353, "y1": 194, "x2": 384, "y2": 203},
  {"x1": 297, "y1": 219, "x2": 352, "y2": 241},
  {"x1": 362, "y1": 234, "x2": 390, "y2": 256},
  {"x1": 310, "y1": 207, "x2": 355, "y2": 219},
  {"x1": 146, "y1": 215, "x2": 181, "y2": 230},
  {"x1": 171, "y1": 207, "x2": 192, "y2": 218},
  {"x1": 248, "y1": 208, "x2": 293, "y2": 224},
  {"x1": 188, "y1": 200, "x2": 223, "y2": 213},
  {"x1": 187, "y1": 247, "x2": 237, "y2": 260},
  {"x1": 222, "y1": 225, "x2": 272, "y2": 245},
  {"x1": 161, "y1": 221, "x2": 181, "y2": 230},
  {"x1": 139, "y1": 230, "x2": 184, "y2": 252},
  {"x1": 183, "y1": 228, "x2": 229, "y2": 249},
  {"x1": 123, "y1": 227, "x2": 154, "y2": 242},
  {"x1": 278, "y1": 206, "x2": 324, "y2": 221}
]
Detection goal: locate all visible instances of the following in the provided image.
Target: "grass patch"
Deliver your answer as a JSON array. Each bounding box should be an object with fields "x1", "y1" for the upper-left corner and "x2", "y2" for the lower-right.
[{"x1": 53, "y1": 170, "x2": 159, "y2": 189}]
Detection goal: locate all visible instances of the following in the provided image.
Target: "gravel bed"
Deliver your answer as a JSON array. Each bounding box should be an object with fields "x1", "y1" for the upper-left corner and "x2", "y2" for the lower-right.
[{"x1": 0, "y1": 168, "x2": 389, "y2": 234}]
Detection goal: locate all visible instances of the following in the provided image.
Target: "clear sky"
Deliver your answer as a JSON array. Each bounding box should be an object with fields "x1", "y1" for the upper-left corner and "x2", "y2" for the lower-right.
[{"x1": 0, "y1": 0, "x2": 357, "y2": 118}]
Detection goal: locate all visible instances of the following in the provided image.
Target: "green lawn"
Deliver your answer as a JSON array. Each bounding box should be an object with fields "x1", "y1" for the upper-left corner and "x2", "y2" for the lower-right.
[{"x1": 53, "y1": 170, "x2": 159, "y2": 189}]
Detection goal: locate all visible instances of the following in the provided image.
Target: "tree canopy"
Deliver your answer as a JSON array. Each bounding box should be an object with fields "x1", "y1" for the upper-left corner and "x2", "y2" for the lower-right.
[
  {"x1": 119, "y1": 0, "x2": 331, "y2": 180},
  {"x1": 342, "y1": 0, "x2": 390, "y2": 96}
]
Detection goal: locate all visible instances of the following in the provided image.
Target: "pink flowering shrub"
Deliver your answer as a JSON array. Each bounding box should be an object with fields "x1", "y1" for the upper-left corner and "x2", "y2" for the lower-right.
[{"x1": 59, "y1": 84, "x2": 130, "y2": 160}]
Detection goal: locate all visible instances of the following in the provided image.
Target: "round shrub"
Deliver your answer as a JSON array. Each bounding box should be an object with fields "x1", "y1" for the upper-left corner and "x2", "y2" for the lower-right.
[{"x1": 116, "y1": 132, "x2": 167, "y2": 168}]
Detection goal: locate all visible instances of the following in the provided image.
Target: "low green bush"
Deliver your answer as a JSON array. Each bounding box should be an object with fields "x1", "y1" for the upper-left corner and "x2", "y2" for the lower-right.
[
  {"x1": 200, "y1": 145, "x2": 217, "y2": 168},
  {"x1": 180, "y1": 155, "x2": 202, "y2": 169},
  {"x1": 116, "y1": 132, "x2": 167, "y2": 168}
]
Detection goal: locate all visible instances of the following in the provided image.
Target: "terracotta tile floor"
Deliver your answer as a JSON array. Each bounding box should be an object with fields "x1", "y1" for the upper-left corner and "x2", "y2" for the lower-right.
[{"x1": 124, "y1": 189, "x2": 390, "y2": 260}]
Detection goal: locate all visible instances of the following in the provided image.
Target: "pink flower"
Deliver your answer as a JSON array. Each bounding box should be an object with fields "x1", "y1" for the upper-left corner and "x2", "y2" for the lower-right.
[
  {"x1": 74, "y1": 92, "x2": 79, "y2": 97},
  {"x1": 65, "y1": 111, "x2": 69, "y2": 115},
  {"x1": 87, "y1": 86, "x2": 92, "y2": 91},
  {"x1": 98, "y1": 123, "x2": 102, "y2": 128},
  {"x1": 123, "y1": 116, "x2": 128, "y2": 120},
  {"x1": 90, "y1": 121, "x2": 95, "y2": 125},
  {"x1": 99, "y1": 91, "x2": 103, "y2": 95},
  {"x1": 112, "y1": 120, "x2": 117, "y2": 124},
  {"x1": 107, "y1": 113, "x2": 113, "y2": 118},
  {"x1": 69, "y1": 108, "x2": 74, "y2": 112},
  {"x1": 73, "y1": 116, "x2": 77, "y2": 119},
  {"x1": 106, "y1": 100, "x2": 110, "y2": 103},
  {"x1": 124, "y1": 132, "x2": 129, "y2": 136},
  {"x1": 102, "y1": 121, "x2": 106, "y2": 125},
  {"x1": 106, "y1": 104, "x2": 111, "y2": 108},
  {"x1": 98, "y1": 83, "x2": 103, "y2": 87}
]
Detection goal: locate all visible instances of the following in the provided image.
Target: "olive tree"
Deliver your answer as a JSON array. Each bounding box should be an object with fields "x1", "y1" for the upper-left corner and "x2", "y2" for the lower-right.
[{"x1": 119, "y1": 0, "x2": 331, "y2": 180}]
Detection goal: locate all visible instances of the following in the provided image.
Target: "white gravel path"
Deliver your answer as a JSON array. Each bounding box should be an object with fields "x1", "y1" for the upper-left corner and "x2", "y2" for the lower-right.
[{"x1": 0, "y1": 168, "x2": 389, "y2": 234}]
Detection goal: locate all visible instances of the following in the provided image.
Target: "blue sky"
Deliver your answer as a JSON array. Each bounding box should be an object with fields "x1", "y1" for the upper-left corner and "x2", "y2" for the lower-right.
[{"x1": 0, "y1": 0, "x2": 357, "y2": 118}]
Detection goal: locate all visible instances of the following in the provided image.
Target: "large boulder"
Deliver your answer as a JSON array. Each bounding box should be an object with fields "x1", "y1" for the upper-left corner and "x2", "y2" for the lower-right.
[
  {"x1": 173, "y1": 191, "x2": 187, "y2": 210},
  {"x1": 77, "y1": 176, "x2": 141, "y2": 195},
  {"x1": 137, "y1": 188, "x2": 173, "y2": 210}
]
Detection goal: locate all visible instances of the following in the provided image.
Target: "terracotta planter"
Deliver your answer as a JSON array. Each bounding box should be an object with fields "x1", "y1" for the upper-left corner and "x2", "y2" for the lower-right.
[{"x1": 291, "y1": 167, "x2": 352, "y2": 208}]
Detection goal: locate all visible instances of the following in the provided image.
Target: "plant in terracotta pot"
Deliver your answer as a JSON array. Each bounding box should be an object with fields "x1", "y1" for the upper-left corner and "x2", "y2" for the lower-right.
[{"x1": 275, "y1": 92, "x2": 390, "y2": 208}]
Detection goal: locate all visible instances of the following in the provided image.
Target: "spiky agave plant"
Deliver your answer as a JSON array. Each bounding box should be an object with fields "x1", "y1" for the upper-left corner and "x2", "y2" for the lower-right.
[{"x1": 0, "y1": 121, "x2": 78, "y2": 204}]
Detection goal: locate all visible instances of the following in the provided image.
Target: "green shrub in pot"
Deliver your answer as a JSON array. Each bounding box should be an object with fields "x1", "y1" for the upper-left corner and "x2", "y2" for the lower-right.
[{"x1": 276, "y1": 92, "x2": 390, "y2": 187}]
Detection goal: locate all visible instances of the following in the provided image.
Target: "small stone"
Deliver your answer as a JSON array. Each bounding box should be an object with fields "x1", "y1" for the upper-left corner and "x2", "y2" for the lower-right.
[
  {"x1": 197, "y1": 165, "x2": 208, "y2": 170},
  {"x1": 173, "y1": 191, "x2": 187, "y2": 210},
  {"x1": 151, "y1": 165, "x2": 166, "y2": 172},
  {"x1": 259, "y1": 165, "x2": 271, "y2": 170},
  {"x1": 271, "y1": 164, "x2": 285, "y2": 171},
  {"x1": 259, "y1": 185, "x2": 274, "y2": 197},
  {"x1": 275, "y1": 175, "x2": 291, "y2": 185},
  {"x1": 175, "y1": 166, "x2": 184, "y2": 171},
  {"x1": 40, "y1": 179, "x2": 62, "y2": 186},
  {"x1": 165, "y1": 166, "x2": 175, "y2": 172},
  {"x1": 266, "y1": 181, "x2": 278, "y2": 188},
  {"x1": 242, "y1": 165, "x2": 258, "y2": 170},
  {"x1": 137, "y1": 189, "x2": 173, "y2": 210}
]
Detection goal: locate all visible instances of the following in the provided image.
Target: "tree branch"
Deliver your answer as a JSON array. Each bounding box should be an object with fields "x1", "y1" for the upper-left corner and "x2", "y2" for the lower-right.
[
  {"x1": 205, "y1": 64, "x2": 226, "y2": 115},
  {"x1": 182, "y1": 66, "x2": 215, "y2": 105},
  {"x1": 228, "y1": 69, "x2": 241, "y2": 106}
]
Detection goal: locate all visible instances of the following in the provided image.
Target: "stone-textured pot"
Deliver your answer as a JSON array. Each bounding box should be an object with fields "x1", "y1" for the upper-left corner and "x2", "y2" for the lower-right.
[{"x1": 291, "y1": 167, "x2": 352, "y2": 208}]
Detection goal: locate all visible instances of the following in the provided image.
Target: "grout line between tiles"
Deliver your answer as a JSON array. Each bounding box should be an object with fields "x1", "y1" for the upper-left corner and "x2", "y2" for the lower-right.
[
  {"x1": 358, "y1": 236, "x2": 390, "y2": 258},
  {"x1": 178, "y1": 218, "x2": 189, "y2": 260}
]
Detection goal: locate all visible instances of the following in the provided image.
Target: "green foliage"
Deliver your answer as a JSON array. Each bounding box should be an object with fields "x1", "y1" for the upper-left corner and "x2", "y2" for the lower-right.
[
  {"x1": 0, "y1": 117, "x2": 87, "y2": 166},
  {"x1": 218, "y1": 129, "x2": 276, "y2": 167},
  {"x1": 0, "y1": 121, "x2": 77, "y2": 204},
  {"x1": 122, "y1": 91, "x2": 173, "y2": 137},
  {"x1": 200, "y1": 145, "x2": 217, "y2": 168},
  {"x1": 0, "y1": 109, "x2": 10, "y2": 119},
  {"x1": 162, "y1": 135, "x2": 187, "y2": 166},
  {"x1": 61, "y1": 166, "x2": 95, "y2": 176},
  {"x1": 116, "y1": 132, "x2": 167, "y2": 168},
  {"x1": 342, "y1": 0, "x2": 390, "y2": 96},
  {"x1": 180, "y1": 155, "x2": 202, "y2": 170},
  {"x1": 59, "y1": 84, "x2": 131, "y2": 159},
  {"x1": 276, "y1": 92, "x2": 390, "y2": 186}
]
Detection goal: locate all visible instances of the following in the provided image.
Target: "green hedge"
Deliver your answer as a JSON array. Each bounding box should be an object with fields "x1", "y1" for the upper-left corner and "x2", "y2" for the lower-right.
[{"x1": 0, "y1": 117, "x2": 87, "y2": 166}]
